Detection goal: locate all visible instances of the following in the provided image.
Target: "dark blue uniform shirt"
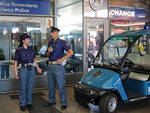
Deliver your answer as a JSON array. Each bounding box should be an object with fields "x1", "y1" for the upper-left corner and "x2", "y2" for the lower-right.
[
  {"x1": 48, "y1": 38, "x2": 70, "y2": 61},
  {"x1": 14, "y1": 46, "x2": 35, "y2": 64}
]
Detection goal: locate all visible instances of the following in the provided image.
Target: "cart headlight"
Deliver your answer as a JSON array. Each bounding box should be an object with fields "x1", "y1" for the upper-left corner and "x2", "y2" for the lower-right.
[
  {"x1": 75, "y1": 84, "x2": 78, "y2": 88},
  {"x1": 89, "y1": 89, "x2": 96, "y2": 95},
  {"x1": 75, "y1": 83, "x2": 82, "y2": 89}
]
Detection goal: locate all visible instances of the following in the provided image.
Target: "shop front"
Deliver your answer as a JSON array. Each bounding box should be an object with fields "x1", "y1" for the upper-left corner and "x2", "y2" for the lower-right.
[
  {"x1": 82, "y1": 0, "x2": 150, "y2": 73},
  {"x1": 109, "y1": 7, "x2": 149, "y2": 35},
  {"x1": 0, "y1": 0, "x2": 84, "y2": 93},
  {"x1": 109, "y1": 0, "x2": 150, "y2": 34},
  {"x1": 108, "y1": 0, "x2": 150, "y2": 63},
  {"x1": 0, "y1": 0, "x2": 54, "y2": 92},
  {"x1": 83, "y1": 0, "x2": 109, "y2": 73}
]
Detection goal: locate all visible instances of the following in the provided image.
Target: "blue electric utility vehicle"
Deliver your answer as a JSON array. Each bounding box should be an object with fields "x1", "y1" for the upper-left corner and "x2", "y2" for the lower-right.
[{"x1": 74, "y1": 29, "x2": 150, "y2": 113}]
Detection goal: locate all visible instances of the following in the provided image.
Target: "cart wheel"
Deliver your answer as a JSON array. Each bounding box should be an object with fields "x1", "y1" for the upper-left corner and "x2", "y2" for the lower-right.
[{"x1": 99, "y1": 93, "x2": 118, "y2": 113}]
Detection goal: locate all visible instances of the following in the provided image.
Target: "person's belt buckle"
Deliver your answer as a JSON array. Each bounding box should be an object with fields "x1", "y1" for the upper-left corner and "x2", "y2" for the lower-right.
[
  {"x1": 49, "y1": 61, "x2": 56, "y2": 64},
  {"x1": 26, "y1": 65, "x2": 32, "y2": 70},
  {"x1": 52, "y1": 61, "x2": 56, "y2": 64}
]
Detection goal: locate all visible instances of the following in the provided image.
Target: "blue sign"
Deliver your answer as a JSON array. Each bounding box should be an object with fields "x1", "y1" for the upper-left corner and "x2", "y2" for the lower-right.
[
  {"x1": 0, "y1": 0, "x2": 50, "y2": 15},
  {"x1": 109, "y1": 7, "x2": 146, "y2": 20}
]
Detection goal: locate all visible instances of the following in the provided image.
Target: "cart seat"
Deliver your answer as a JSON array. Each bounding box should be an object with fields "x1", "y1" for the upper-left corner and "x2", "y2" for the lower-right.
[
  {"x1": 127, "y1": 54, "x2": 150, "y2": 67},
  {"x1": 128, "y1": 72, "x2": 150, "y2": 81}
]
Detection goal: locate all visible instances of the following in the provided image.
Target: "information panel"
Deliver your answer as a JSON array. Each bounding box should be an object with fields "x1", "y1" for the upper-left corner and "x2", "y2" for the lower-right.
[{"x1": 0, "y1": 0, "x2": 50, "y2": 15}]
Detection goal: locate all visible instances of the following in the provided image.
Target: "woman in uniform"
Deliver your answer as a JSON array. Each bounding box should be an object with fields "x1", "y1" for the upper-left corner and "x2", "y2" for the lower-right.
[{"x1": 14, "y1": 33, "x2": 42, "y2": 111}]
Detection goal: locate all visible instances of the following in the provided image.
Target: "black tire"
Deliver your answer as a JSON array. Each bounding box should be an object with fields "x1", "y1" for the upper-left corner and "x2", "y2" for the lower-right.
[{"x1": 99, "y1": 93, "x2": 118, "y2": 113}]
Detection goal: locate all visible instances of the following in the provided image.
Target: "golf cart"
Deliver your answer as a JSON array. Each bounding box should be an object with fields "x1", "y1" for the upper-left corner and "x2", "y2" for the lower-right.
[{"x1": 74, "y1": 29, "x2": 150, "y2": 113}]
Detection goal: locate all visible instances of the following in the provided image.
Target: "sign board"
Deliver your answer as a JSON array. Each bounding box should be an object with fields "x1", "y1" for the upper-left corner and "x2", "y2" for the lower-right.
[
  {"x1": 109, "y1": 7, "x2": 146, "y2": 20},
  {"x1": 46, "y1": 18, "x2": 53, "y2": 28},
  {"x1": 84, "y1": 0, "x2": 107, "y2": 18},
  {"x1": 0, "y1": 0, "x2": 50, "y2": 16}
]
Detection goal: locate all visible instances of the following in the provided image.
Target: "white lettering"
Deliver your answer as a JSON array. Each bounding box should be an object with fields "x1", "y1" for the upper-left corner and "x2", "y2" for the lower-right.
[
  {"x1": 11, "y1": 2, "x2": 38, "y2": 8},
  {"x1": 109, "y1": 9, "x2": 135, "y2": 17},
  {"x1": 0, "y1": 8, "x2": 14, "y2": 13},
  {"x1": 0, "y1": 2, "x2": 10, "y2": 7},
  {"x1": 15, "y1": 8, "x2": 29, "y2": 13},
  {"x1": 114, "y1": 10, "x2": 119, "y2": 16}
]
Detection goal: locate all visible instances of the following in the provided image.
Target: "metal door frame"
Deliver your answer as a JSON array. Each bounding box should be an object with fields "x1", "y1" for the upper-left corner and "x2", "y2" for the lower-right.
[{"x1": 83, "y1": 18, "x2": 109, "y2": 74}]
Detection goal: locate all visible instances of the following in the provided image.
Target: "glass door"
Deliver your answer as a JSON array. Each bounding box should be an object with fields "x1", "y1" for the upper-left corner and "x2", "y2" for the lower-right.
[
  {"x1": 0, "y1": 16, "x2": 50, "y2": 80},
  {"x1": 83, "y1": 19, "x2": 107, "y2": 73},
  {"x1": 0, "y1": 16, "x2": 53, "y2": 92}
]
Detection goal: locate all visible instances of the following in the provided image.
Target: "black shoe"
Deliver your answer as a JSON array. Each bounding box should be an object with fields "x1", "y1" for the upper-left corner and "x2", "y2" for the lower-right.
[
  {"x1": 61, "y1": 105, "x2": 67, "y2": 110},
  {"x1": 20, "y1": 106, "x2": 26, "y2": 111},
  {"x1": 26, "y1": 104, "x2": 34, "y2": 110},
  {"x1": 43, "y1": 102, "x2": 56, "y2": 107}
]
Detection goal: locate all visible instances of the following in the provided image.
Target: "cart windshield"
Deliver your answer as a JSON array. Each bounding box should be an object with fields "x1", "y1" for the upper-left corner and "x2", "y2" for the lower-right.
[{"x1": 96, "y1": 36, "x2": 134, "y2": 66}]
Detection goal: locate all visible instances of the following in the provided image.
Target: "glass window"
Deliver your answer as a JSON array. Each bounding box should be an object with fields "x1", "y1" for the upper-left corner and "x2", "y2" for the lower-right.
[
  {"x1": 56, "y1": 0, "x2": 83, "y2": 73},
  {"x1": 96, "y1": 36, "x2": 132, "y2": 65},
  {"x1": 110, "y1": 20, "x2": 129, "y2": 35},
  {"x1": 0, "y1": 16, "x2": 53, "y2": 80},
  {"x1": 87, "y1": 23, "x2": 104, "y2": 70},
  {"x1": 127, "y1": 35, "x2": 150, "y2": 66},
  {"x1": 110, "y1": 20, "x2": 147, "y2": 35},
  {"x1": 96, "y1": 35, "x2": 150, "y2": 68}
]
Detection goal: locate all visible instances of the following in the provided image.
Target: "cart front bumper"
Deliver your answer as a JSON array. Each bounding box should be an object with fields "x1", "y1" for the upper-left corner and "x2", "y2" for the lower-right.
[{"x1": 74, "y1": 83, "x2": 106, "y2": 104}]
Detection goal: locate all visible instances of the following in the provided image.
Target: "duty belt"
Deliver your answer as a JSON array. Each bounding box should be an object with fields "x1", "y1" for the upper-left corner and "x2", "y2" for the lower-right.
[
  {"x1": 48, "y1": 60, "x2": 66, "y2": 65},
  {"x1": 21, "y1": 63, "x2": 34, "y2": 67},
  {"x1": 18, "y1": 63, "x2": 35, "y2": 70},
  {"x1": 48, "y1": 61, "x2": 59, "y2": 64}
]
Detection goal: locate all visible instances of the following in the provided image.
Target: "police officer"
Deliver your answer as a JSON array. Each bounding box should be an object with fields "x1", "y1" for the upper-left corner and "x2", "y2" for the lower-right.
[
  {"x1": 14, "y1": 33, "x2": 42, "y2": 111},
  {"x1": 44, "y1": 26, "x2": 73, "y2": 110}
]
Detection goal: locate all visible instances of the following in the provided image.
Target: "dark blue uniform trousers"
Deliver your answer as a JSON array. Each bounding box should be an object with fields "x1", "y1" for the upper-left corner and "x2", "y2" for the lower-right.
[
  {"x1": 47, "y1": 64, "x2": 67, "y2": 106},
  {"x1": 18, "y1": 66, "x2": 35, "y2": 106}
]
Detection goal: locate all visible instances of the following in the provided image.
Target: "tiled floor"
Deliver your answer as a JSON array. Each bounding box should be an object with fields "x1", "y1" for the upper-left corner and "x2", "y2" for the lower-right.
[{"x1": 0, "y1": 86, "x2": 150, "y2": 113}]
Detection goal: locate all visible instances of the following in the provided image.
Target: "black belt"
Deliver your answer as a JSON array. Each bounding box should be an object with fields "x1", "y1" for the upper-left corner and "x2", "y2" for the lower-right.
[
  {"x1": 19, "y1": 63, "x2": 34, "y2": 70},
  {"x1": 21, "y1": 63, "x2": 34, "y2": 67}
]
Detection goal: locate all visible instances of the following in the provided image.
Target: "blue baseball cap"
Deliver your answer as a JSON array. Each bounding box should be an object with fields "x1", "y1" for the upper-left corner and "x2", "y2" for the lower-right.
[
  {"x1": 19, "y1": 33, "x2": 31, "y2": 41},
  {"x1": 51, "y1": 26, "x2": 60, "y2": 32}
]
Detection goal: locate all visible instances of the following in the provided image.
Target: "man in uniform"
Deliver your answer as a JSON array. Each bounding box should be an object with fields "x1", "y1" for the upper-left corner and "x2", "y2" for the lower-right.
[{"x1": 44, "y1": 26, "x2": 73, "y2": 110}]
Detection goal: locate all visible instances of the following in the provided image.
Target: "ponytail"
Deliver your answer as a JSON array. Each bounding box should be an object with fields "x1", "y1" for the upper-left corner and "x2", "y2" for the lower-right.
[{"x1": 18, "y1": 41, "x2": 23, "y2": 48}]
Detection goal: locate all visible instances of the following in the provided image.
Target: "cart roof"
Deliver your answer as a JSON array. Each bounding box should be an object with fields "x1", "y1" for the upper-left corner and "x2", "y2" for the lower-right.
[{"x1": 111, "y1": 29, "x2": 150, "y2": 37}]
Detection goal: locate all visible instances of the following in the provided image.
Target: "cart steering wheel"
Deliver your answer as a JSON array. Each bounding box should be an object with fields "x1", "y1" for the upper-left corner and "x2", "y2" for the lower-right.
[
  {"x1": 103, "y1": 59, "x2": 118, "y2": 67},
  {"x1": 125, "y1": 58, "x2": 135, "y2": 67}
]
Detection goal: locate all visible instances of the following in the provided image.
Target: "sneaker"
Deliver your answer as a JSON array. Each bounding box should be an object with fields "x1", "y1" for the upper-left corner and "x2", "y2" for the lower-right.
[
  {"x1": 20, "y1": 106, "x2": 26, "y2": 111},
  {"x1": 61, "y1": 105, "x2": 67, "y2": 110},
  {"x1": 43, "y1": 102, "x2": 56, "y2": 107},
  {"x1": 26, "y1": 104, "x2": 34, "y2": 110}
]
